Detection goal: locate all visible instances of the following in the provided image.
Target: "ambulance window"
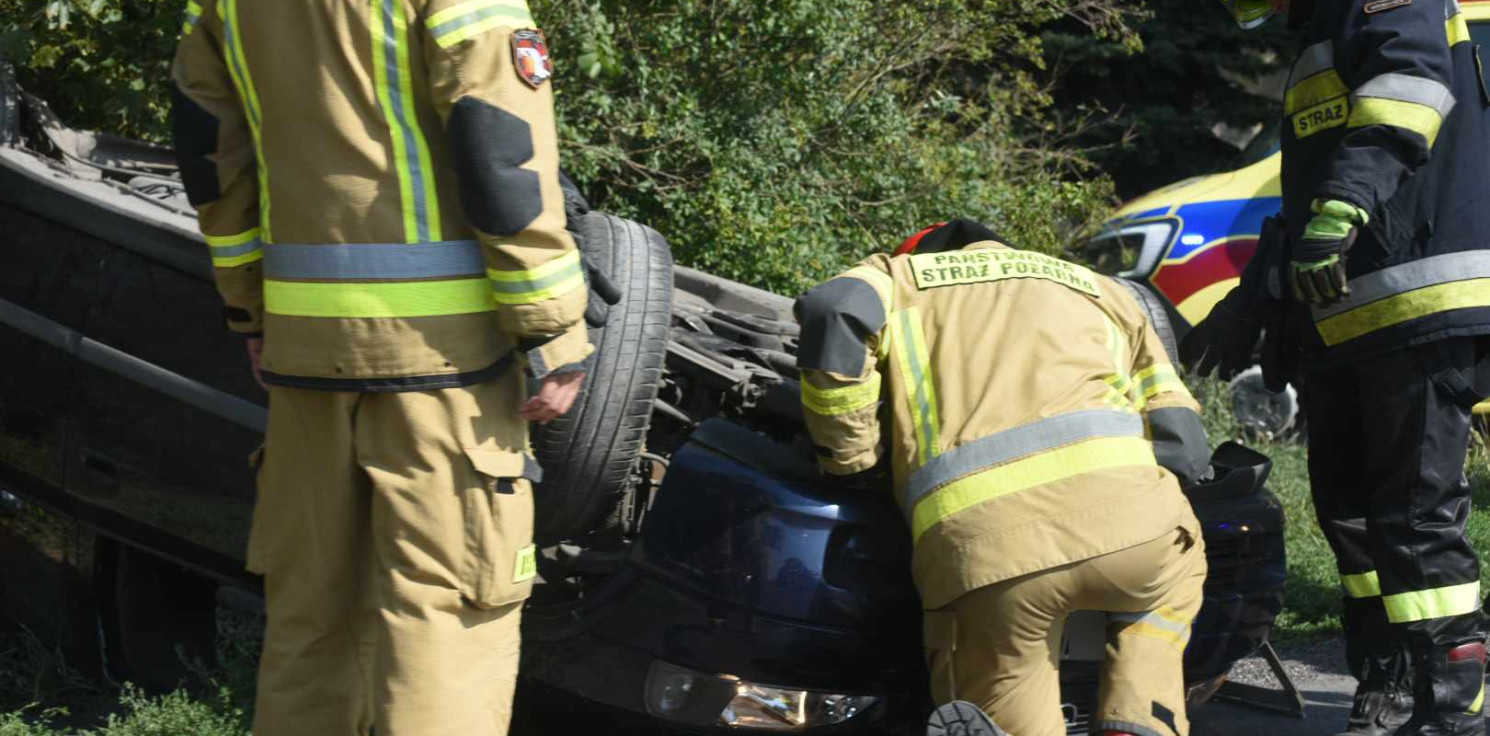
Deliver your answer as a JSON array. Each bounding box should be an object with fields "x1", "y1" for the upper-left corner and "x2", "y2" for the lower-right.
[{"x1": 1470, "y1": 21, "x2": 1490, "y2": 51}]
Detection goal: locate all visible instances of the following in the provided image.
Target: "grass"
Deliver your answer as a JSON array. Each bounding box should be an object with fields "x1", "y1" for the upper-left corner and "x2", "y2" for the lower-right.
[
  {"x1": 1192, "y1": 376, "x2": 1490, "y2": 645},
  {"x1": 0, "y1": 608, "x2": 260, "y2": 736}
]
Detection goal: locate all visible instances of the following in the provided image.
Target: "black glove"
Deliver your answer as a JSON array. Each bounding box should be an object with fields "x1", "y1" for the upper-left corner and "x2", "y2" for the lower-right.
[
  {"x1": 1180, "y1": 288, "x2": 1261, "y2": 380},
  {"x1": 582, "y1": 255, "x2": 623, "y2": 329}
]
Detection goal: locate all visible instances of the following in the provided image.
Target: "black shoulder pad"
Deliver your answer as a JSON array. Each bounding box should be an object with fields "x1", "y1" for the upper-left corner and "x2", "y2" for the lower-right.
[
  {"x1": 170, "y1": 85, "x2": 221, "y2": 206},
  {"x1": 796, "y1": 277, "x2": 887, "y2": 376},
  {"x1": 447, "y1": 96, "x2": 542, "y2": 237}
]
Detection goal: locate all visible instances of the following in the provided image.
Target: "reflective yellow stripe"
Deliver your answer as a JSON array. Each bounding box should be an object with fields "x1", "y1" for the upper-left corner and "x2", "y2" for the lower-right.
[
  {"x1": 1111, "y1": 607, "x2": 1192, "y2": 648},
  {"x1": 1349, "y1": 97, "x2": 1446, "y2": 146},
  {"x1": 1135, "y1": 364, "x2": 1188, "y2": 400},
  {"x1": 1382, "y1": 582, "x2": 1480, "y2": 623},
  {"x1": 802, "y1": 378, "x2": 881, "y2": 417},
  {"x1": 430, "y1": 0, "x2": 535, "y2": 49},
  {"x1": 264, "y1": 278, "x2": 496, "y2": 318},
  {"x1": 1471, "y1": 681, "x2": 1485, "y2": 715},
  {"x1": 205, "y1": 230, "x2": 263, "y2": 267},
  {"x1": 1449, "y1": 13, "x2": 1471, "y2": 46},
  {"x1": 213, "y1": 250, "x2": 264, "y2": 268},
  {"x1": 486, "y1": 250, "x2": 585, "y2": 305},
  {"x1": 1316, "y1": 278, "x2": 1490, "y2": 345},
  {"x1": 205, "y1": 229, "x2": 259, "y2": 247},
  {"x1": 1342, "y1": 571, "x2": 1382, "y2": 599},
  {"x1": 890, "y1": 308, "x2": 941, "y2": 468},
  {"x1": 1285, "y1": 70, "x2": 1349, "y2": 114},
  {"x1": 911, "y1": 436, "x2": 1157, "y2": 542},
  {"x1": 372, "y1": 0, "x2": 440, "y2": 244},
  {"x1": 182, "y1": 0, "x2": 202, "y2": 36},
  {"x1": 1104, "y1": 317, "x2": 1136, "y2": 410},
  {"x1": 219, "y1": 0, "x2": 271, "y2": 242}
]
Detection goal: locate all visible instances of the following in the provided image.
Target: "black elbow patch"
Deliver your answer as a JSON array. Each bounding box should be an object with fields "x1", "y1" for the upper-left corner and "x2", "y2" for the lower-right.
[
  {"x1": 1147, "y1": 407, "x2": 1211, "y2": 488},
  {"x1": 795, "y1": 278, "x2": 886, "y2": 376},
  {"x1": 448, "y1": 96, "x2": 543, "y2": 236},
  {"x1": 170, "y1": 85, "x2": 221, "y2": 206}
]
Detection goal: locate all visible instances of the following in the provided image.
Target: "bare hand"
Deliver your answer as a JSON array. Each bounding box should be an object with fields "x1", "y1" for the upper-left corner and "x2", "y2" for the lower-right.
[
  {"x1": 521, "y1": 372, "x2": 585, "y2": 423},
  {"x1": 245, "y1": 338, "x2": 267, "y2": 391}
]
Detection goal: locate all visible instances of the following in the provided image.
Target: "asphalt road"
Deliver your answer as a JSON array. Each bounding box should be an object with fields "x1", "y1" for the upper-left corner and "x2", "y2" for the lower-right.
[{"x1": 1192, "y1": 637, "x2": 1357, "y2": 736}]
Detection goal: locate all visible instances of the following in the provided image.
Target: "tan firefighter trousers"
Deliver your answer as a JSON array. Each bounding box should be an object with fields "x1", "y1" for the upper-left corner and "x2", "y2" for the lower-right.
[
  {"x1": 249, "y1": 378, "x2": 536, "y2": 736},
  {"x1": 923, "y1": 522, "x2": 1207, "y2": 736}
]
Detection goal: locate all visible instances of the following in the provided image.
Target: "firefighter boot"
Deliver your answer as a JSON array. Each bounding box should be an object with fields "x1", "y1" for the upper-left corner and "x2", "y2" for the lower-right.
[
  {"x1": 927, "y1": 701, "x2": 1008, "y2": 736},
  {"x1": 1337, "y1": 646, "x2": 1414, "y2": 736},
  {"x1": 1395, "y1": 642, "x2": 1487, "y2": 736}
]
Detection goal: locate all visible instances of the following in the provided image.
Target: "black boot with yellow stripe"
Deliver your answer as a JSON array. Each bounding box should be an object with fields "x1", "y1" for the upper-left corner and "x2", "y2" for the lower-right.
[{"x1": 1394, "y1": 641, "x2": 1487, "y2": 736}]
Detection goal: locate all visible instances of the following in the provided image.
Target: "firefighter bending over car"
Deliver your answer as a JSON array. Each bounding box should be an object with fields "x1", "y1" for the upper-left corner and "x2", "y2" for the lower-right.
[
  {"x1": 796, "y1": 220, "x2": 1212, "y2": 736},
  {"x1": 1192, "y1": 2, "x2": 1490, "y2": 735},
  {"x1": 172, "y1": 0, "x2": 593, "y2": 733}
]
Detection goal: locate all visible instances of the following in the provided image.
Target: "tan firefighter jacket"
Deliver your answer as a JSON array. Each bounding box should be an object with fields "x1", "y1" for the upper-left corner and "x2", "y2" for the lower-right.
[
  {"x1": 796, "y1": 241, "x2": 1210, "y2": 609},
  {"x1": 172, "y1": 0, "x2": 589, "y2": 390}
]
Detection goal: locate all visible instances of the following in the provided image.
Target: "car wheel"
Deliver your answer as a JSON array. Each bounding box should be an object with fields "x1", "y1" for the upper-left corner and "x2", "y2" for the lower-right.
[
  {"x1": 1228, "y1": 364, "x2": 1300, "y2": 439},
  {"x1": 1114, "y1": 278, "x2": 1180, "y2": 365},
  {"x1": 99, "y1": 541, "x2": 217, "y2": 689},
  {"x1": 531, "y1": 212, "x2": 674, "y2": 544}
]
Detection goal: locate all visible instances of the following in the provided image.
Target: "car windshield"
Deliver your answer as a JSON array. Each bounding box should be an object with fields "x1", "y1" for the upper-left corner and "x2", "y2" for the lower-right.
[{"x1": 1237, "y1": 123, "x2": 1280, "y2": 167}]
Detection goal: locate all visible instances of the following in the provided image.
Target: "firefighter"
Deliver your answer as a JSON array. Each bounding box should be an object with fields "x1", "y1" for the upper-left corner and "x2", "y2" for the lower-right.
[
  {"x1": 1189, "y1": 2, "x2": 1490, "y2": 734},
  {"x1": 796, "y1": 220, "x2": 1212, "y2": 736},
  {"x1": 171, "y1": 1, "x2": 593, "y2": 733}
]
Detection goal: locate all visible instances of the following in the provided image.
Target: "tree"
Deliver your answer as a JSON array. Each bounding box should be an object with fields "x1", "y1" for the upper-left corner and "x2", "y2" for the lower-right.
[
  {"x1": 1043, "y1": 0, "x2": 1293, "y2": 199},
  {"x1": 2, "y1": 0, "x2": 1146, "y2": 293}
]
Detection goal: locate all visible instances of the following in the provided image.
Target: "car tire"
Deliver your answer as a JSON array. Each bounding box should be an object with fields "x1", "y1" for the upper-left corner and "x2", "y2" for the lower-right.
[
  {"x1": 531, "y1": 212, "x2": 674, "y2": 544},
  {"x1": 1115, "y1": 278, "x2": 1180, "y2": 365}
]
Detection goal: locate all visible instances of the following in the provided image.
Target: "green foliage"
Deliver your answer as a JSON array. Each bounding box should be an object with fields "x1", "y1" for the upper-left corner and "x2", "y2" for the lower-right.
[
  {"x1": 91, "y1": 686, "x2": 246, "y2": 736},
  {"x1": 1043, "y1": 0, "x2": 1294, "y2": 198},
  {"x1": 0, "y1": 0, "x2": 178, "y2": 141},
  {"x1": 536, "y1": 0, "x2": 1141, "y2": 293}
]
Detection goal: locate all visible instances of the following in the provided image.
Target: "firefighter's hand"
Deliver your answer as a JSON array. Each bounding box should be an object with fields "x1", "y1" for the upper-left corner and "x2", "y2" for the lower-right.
[
  {"x1": 1180, "y1": 290, "x2": 1260, "y2": 380},
  {"x1": 522, "y1": 371, "x2": 585, "y2": 423},
  {"x1": 1291, "y1": 199, "x2": 1365, "y2": 307},
  {"x1": 245, "y1": 337, "x2": 266, "y2": 391}
]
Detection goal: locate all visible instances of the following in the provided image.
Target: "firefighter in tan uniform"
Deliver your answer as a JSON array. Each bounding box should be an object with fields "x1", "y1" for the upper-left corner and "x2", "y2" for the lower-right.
[
  {"x1": 171, "y1": 1, "x2": 590, "y2": 734},
  {"x1": 796, "y1": 221, "x2": 1211, "y2": 736}
]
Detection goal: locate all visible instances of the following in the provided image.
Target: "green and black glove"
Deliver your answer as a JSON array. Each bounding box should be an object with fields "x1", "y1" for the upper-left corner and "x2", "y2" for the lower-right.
[{"x1": 1292, "y1": 199, "x2": 1368, "y2": 307}]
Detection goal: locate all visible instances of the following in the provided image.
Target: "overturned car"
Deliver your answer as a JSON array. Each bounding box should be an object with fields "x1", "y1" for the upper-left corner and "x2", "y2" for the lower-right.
[{"x1": 0, "y1": 73, "x2": 1285, "y2": 734}]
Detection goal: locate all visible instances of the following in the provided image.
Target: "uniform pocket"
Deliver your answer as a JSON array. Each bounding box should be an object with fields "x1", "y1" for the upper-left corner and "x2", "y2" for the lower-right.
[
  {"x1": 923, "y1": 609, "x2": 959, "y2": 703},
  {"x1": 462, "y1": 447, "x2": 537, "y2": 609}
]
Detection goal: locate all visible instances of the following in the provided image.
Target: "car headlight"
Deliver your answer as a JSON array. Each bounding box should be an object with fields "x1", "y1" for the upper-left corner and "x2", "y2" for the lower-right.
[
  {"x1": 1077, "y1": 219, "x2": 1178, "y2": 279},
  {"x1": 644, "y1": 659, "x2": 880, "y2": 729}
]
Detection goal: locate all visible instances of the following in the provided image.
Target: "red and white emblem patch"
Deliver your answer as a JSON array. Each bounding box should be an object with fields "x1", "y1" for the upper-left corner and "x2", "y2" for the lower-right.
[{"x1": 511, "y1": 29, "x2": 553, "y2": 89}]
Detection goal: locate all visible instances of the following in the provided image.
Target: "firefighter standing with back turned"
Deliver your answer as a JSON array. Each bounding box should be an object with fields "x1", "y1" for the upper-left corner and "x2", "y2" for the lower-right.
[
  {"x1": 171, "y1": 1, "x2": 595, "y2": 733},
  {"x1": 796, "y1": 220, "x2": 1212, "y2": 736},
  {"x1": 1189, "y1": 1, "x2": 1490, "y2": 735}
]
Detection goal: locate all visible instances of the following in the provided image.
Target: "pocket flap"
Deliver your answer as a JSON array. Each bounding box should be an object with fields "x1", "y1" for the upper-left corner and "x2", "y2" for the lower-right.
[
  {"x1": 463, "y1": 447, "x2": 528, "y2": 479},
  {"x1": 923, "y1": 609, "x2": 958, "y2": 651}
]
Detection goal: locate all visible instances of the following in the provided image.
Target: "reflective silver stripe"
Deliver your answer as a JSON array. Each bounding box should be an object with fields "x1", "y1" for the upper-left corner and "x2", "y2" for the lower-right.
[
  {"x1": 209, "y1": 239, "x2": 263, "y2": 259},
  {"x1": 1449, "y1": 0, "x2": 1462, "y2": 16},
  {"x1": 1290, "y1": 40, "x2": 1334, "y2": 85},
  {"x1": 1110, "y1": 610, "x2": 1191, "y2": 643},
  {"x1": 1354, "y1": 73, "x2": 1456, "y2": 116},
  {"x1": 263, "y1": 241, "x2": 484, "y2": 280},
  {"x1": 902, "y1": 409, "x2": 1145, "y2": 515},
  {"x1": 1311, "y1": 251, "x2": 1490, "y2": 320}
]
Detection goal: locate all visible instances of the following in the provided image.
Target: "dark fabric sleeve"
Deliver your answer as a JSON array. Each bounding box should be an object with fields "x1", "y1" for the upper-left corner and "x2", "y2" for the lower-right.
[{"x1": 1320, "y1": 0, "x2": 1457, "y2": 216}]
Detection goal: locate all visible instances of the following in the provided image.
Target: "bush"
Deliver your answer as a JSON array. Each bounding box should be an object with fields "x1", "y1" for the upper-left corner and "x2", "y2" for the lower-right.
[{"x1": 2, "y1": 0, "x2": 1140, "y2": 295}]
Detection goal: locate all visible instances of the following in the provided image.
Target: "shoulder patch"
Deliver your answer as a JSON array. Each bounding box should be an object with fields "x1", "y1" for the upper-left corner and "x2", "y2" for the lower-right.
[
  {"x1": 907, "y1": 249, "x2": 1102, "y2": 298},
  {"x1": 1364, "y1": 0, "x2": 1411, "y2": 13},
  {"x1": 511, "y1": 29, "x2": 553, "y2": 88}
]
